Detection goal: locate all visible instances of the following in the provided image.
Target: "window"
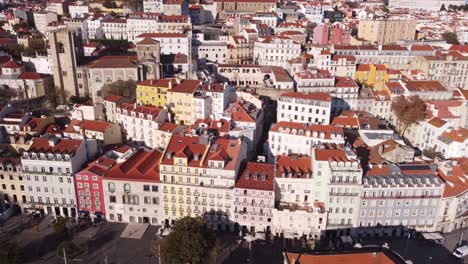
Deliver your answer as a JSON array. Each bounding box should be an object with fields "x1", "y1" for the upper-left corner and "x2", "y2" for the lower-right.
[
  {"x1": 108, "y1": 183, "x2": 115, "y2": 192},
  {"x1": 124, "y1": 184, "x2": 131, "y2": 192},
  {"x1": 109, "y1": 195, "x2": 116, "y2": 203},
  {"x1": 152, "y1": 185, "x2": 158, "y2": 192},
  {"x1": 143, "y1": 185, "x2": 150, "y2": 191}
]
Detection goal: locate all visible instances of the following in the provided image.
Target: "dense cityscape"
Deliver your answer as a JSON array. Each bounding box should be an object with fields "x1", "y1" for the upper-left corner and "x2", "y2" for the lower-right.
[{"x1": 0, "y1": 0, "x2": 466, "y2": 263}]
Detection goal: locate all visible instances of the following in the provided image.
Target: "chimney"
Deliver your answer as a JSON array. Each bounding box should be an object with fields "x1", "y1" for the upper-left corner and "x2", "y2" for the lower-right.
[{"x1": 48, "y1": 137, "x2": 59, "y2": 147}]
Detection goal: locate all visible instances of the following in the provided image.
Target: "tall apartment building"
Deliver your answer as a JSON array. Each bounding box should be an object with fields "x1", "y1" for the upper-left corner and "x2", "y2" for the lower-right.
[
  {"x1": 436, "y1": 159, "x2": 468, "y2": 233},
  {"x1": 358, "y1": 164, "x2": 444, "y2": 235},
  {"x1": 21, "y1": 137, "x2": 96, "y2": 217},
  {"x1": 268, "y1": 122, "x2": 345, "y2": 157},
  {"x1": 159, "y1": 135, "x2": 247, "y2": 229},
  {"x1": 114, "y1": 103, "x2": 169, "y2": 148},
  {"x1": 233, "y1": 162, "x2": 276, "y2": 233},
  {"x1": 0, "y1": 157, "x2": 26, "y2": 205},
  {"x1": 143, "y1": 0, "x2": 163, "y2": 12},
  {"x1": 411, "y1": 54, "x2": 468, "y2": 90},
  {"x1": 103, "y1": 149, "x2": 163, "y2": 225},
  {"x1": 357, "y1": 19, "x2": 417, "y2": 44},
  {"x1": 253, "y1": 36, "x2": 302, "y2": 67},
  {"x1": 312, "y1": 148, "x2": 362, "y2": 235},
  {"x1": 48, "y1": 27, "x2": 83, "y2": 99},
  {"x1": 277, "y1": 92, "x2": 331, "y2": 125}
]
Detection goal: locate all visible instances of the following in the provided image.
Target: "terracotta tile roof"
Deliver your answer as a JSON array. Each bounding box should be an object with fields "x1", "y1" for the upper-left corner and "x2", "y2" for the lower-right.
[
  {"x1": 118, "y1": 103, "x2": 164, "y2": 120},
  {"x1": 64, "y1": 119, "x2": 112, "y2": 134},
  {"x1": 331, "y1": 55, "x2": 356, "y2": 62},
  {"x1": 438, "y1": 161, "x2": 468, "y2": 198},
  {"x1": 19, "y1": 72, "x2": 48, "y2": 80},
  {"x1": 203, "y1": 138, "x2": 240, "y2": 170},
  {"x1": 276, "y1": 155, "x2": 312, "y2": 178},
  {"x1": 138, "y1": 78, "x2": 175, "y2": 88},
  {"x1": 191, "y1": 118, "x2": 231, "y2": 134},
  {"x1": 449, "y1": 44, "x2": 468, "y2": 53},
  {"x1": 271, "y1": 122, "x2": 344, "y2": 139},
  {"x1": 280, "y1": 92, "x2": 330, "y2": 102},
  {"x1": 331, "y1": 116, "x2": 359, "y2": 128},
  {"x1": 137, "y1": 37, "x2": 159, "y2": 45},
  {"x1": 295, "y1": 69, "x2": 333, "y2": 79},
  {"x1": 105, "y1": 149, "x2": 162, "y2": 182},
  {"x1": 87, "y1": 56, "x2": 137, "y2": 68},
  {"x1": 411, "y1": 45, "x2": 434, "y2": 51},
  {"x1": 2, "y1": 59, "x2": 20, "y2": 68},
  {"x1": 375, "y1": 64, "x2": 387, "y2": 71},
  {"x1": 314, "y1": 148, "x2": 356, "y2": 163},
  {"x1": 161, "y1": 135, "x2": 208, "y2": 166},
  {"x1": 28, "y1": 137, "x2": 83, "y2": 156},
  {"x1": 335, "y1": 77, "x2": 358, "y2": 88},
  {"x1": 198, "y1": 83, "x2": 225, "y2": 93},
  {"x1": 438, "y1": 128, "x2": 468, "y2": 144},
  {"x1": 158, "y1": 122, "x2": 185, "y2": 132},
  {"x1": 356, "y1": 64, "x2": 371, "y2": 71},
  {"x1": 169, "y1": 79, "x2": 201, "y2": 94},
  {"x1": 225, "y1": 101, "x2": 257, "y2": 123},
  {"x1": 104, "y1": 94, "x2": 125, "y2": 103},
  {"x1": 285, "y1": 252, "x2": 395, "y2": 264},
  {"x1": 22, "y1": 117, "x2": 50, "y2": 133},
  {"x1": 235, "y1": 162, "x2": 275, "y2": 191},
  {"x1": 381, "y1": 45, "x2": 407, "y2": 51},
  {"x1": 427, "y1": 117, "x2": 447, "y2": 128},
  {"x1": 405, "y1": 80, "x2": 447, "y2": 92}
]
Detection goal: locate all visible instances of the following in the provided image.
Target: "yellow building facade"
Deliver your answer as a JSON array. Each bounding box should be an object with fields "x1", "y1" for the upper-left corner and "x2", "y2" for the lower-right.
[
  {"x1": 136, "y1": 79, "x2": 175, "y2": 107},
  {"x1": 354, "y1": 64, "x2": 389, "y2": 91},
  {"x1": 166, "y1": 80, "x2": 201, "y2": 125}
]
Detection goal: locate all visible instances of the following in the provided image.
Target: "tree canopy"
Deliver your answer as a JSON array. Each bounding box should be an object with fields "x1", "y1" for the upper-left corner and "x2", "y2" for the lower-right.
[
  {"x1": 391, "y1": 95, "x2": 427, "y2": 137},
  {"x1": 441, "y1": 31, "x2": 459, "y2": 45},
  {"x1": 101, "y1": 79, "x2": 137, "y2": 98},
  {"x1": 127, "y1": 0, "x2": 143, "y2": 12},
  {"x1": 0, "y1": 85, "x2": 18, "y2": 103},
  {"x1": 161, "y1": 217, "x2": 215, "y2": 264}
]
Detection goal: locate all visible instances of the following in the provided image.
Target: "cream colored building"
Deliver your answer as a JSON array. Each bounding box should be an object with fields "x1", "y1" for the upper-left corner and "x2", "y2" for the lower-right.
[
  {"x1": 357, "y1": 19, "x2": 417, "y2": 44},
  {"x1": 0, "y1": 158, "x2": 26, "y2": 205},
  {"x1": 411, "y1": 54, "x2": 468, "y2": 90}
]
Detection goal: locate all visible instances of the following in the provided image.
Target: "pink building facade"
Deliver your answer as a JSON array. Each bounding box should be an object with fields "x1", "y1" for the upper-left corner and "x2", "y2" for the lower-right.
[{"x1": 233, "y1": 162, "x2": 276, "y2": 233}]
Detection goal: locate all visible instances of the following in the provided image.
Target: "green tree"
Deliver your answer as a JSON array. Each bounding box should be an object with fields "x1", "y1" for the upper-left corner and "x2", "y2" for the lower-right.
[
  {"x1": 127, "y1": 0, "x2": 143, "y2": 11},
  {"x1": 101, "y1": 79, "x2": 137, "y2": 98},
  {"x1": 69, "y1": 96, "x2": 91, "y2": 105},
  {"x1": 305, "y1": 22, "x2": 317, "y2": 39},
  {"x1": 161, "y1": 217, "x2": 215, "y2": 264},
  {"x1": 391, "y1": 95, "x2": 427, "y2": 137},
  {"x1": 0, "y1": 85, "x2": 18, "y2": 103},
  {"x1": 103, "y1": 0, "x2": 118, "y2": 8},
  {"x1": 441, "y1": 31, "x2": 459, "y2": 44},
  {"x1": 53, "y1": 216, "x2": 68, "y2": 235},
  {"x1": 48, "y1": 86, "x2": 68, "y2": 110},
  {"x1": 440, "y1": 4, "x2": 447, "y2": 11}
]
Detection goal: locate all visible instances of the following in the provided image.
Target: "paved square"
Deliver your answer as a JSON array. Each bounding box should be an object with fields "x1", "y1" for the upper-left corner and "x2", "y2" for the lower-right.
[{"x1": 120, "y1": 223, "x2": 149, "y2": 239}]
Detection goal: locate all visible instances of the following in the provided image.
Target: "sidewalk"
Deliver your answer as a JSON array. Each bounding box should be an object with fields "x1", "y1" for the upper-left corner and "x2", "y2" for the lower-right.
[{"x1": 120, "y1": 223, "x2": 148, "y2": 239}]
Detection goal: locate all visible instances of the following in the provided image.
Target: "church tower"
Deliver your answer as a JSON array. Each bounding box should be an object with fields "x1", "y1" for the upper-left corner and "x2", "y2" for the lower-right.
[{"x1": 136, "y1": 38, "x2": 161, "y2": 80}]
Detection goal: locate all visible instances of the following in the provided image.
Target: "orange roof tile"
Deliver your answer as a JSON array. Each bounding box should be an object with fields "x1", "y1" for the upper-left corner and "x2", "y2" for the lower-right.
[{"x1": 235, "y1": 162, "x2": 275, "y2": 191}]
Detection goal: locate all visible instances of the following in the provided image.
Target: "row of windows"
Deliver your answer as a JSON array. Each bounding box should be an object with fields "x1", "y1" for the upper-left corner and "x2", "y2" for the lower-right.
[
  {"x1": 25, "y1": 175, "x2": 72, "y2": 183},
  {"x1": 360, "y1": 208, "x2": 436, "y2": 218}
]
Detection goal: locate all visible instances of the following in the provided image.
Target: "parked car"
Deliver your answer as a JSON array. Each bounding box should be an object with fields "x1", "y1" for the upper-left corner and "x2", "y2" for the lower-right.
[{"x1": 453, "y1": 245, "x2": 468, "y2": 258}]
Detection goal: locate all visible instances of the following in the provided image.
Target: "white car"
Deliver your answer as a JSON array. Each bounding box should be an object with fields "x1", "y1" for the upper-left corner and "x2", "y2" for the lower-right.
[{"x1": 453, "y1": 245, "x2": 468, "y2": 258}]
